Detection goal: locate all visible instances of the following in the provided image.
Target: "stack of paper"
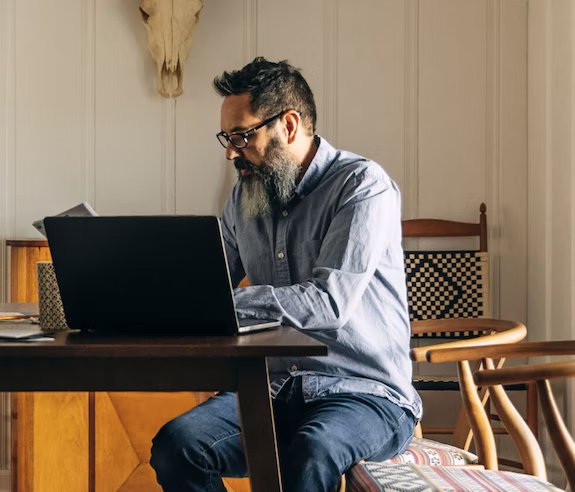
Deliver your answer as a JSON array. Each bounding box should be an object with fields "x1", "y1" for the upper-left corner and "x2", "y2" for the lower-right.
[
  {"x1": 33, "y1": 201, "x2": 98, "y2": 238},
  {"x1": 0, "y1": 314, "x2": 54, "y2": 342}
]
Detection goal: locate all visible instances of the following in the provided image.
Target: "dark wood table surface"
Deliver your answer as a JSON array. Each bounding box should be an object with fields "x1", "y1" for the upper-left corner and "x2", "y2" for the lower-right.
[{"x1": 0, "y1": 303, "x2": 327, "y2": 492}]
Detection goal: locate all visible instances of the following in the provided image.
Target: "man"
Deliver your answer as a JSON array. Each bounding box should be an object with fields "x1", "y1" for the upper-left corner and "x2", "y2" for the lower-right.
[{"x1": 151, "y1": 57, "x2": 422, "y2": 492}]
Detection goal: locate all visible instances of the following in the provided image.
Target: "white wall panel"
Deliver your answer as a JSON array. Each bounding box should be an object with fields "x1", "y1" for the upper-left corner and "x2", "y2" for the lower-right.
[
  {"x1": 94, "y1": 0, "x2": 163, "y2": 215},
  {"x1": 257, "y1": 0, "x2": 326, "y2": 138},
  {"x1": 0, "y1": 0, "x2": 15, "y2": 303},
  {"x1": 419, "y1": 0, "x2": 487, "y2": 221},
  {"x1": 528, "y1": 0, "x2": 575, "y2": 484},
  {"x1": 337, "y1": 0, "x2": 407, "y2": 200},
  {"x1": 498, "y1": 0, "x2": 527, "y2": 322},
  {"x1": 13, "y1": 0, "x2": 85, "y2": 237},
  {"x1": 175, "y1": 0, "x2": 246, "y2": 216}
]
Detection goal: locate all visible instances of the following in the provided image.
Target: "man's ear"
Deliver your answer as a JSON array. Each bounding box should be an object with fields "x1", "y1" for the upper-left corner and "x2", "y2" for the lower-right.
[{"x1": 283, "y1": 111, "x2": 300, "y2": 144}]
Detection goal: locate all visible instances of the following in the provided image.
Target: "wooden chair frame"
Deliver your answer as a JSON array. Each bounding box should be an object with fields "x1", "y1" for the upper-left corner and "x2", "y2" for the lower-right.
[
  {"x1": 403, "y1": 203, "x2": 487, "y2": 252},
  {"x1": 404, "y1": 203, "x2": 538, "y2": 451},
  {"x1": 426, "y1": 340, "x2": 575, "y2": 489},
  {"x1": 344, "y1": 320, "x2": 535, "y2": 491}
]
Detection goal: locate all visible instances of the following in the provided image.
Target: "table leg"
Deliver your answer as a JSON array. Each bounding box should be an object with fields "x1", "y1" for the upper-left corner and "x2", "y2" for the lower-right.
[{"x1": 236, "y1": 358, "x2": 282, "y2": 492}]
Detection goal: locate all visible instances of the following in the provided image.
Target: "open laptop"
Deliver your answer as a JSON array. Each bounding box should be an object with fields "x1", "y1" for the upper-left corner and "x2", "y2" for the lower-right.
[{"x1": 44, "y1": 216, "x2": 280, "y2": 335}]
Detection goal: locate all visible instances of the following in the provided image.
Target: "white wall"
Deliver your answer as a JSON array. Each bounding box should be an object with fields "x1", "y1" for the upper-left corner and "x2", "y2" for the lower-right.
[
  {"x1": 528, "y1": 0, "x2": 575, "y2": 484},
  {"x1": 0, "y1": 0, "x2": 529, "y2": 314},
  {"x1": 0, "y1": 0, "x2": 529, "y2": 483}
]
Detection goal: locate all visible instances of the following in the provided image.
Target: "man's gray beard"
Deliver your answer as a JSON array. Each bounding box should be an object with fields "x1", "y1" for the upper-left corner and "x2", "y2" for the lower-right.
[{"x1": 241, "y1": 138, "x2": 300, "y2": 220}]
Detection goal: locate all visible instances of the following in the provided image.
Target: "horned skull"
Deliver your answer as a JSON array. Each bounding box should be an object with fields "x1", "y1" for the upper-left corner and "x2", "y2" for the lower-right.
[{"x1": 139, "y1": 0, "x2": 203, "y2": 98}]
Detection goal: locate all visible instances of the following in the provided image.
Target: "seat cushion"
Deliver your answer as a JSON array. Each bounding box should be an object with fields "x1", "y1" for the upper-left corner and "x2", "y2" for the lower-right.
[
  {"x1": 384, "y1": 437, "x2": 478, "y2": 466},
  {"x1": 346, "y1": 462, "x2": 562, "y2": 492}
]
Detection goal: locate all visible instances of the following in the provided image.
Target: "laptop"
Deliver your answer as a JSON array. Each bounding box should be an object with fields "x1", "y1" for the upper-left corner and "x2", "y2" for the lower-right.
[{"x1": 44, "y1": 216, "x2": 280, "y2": 335}]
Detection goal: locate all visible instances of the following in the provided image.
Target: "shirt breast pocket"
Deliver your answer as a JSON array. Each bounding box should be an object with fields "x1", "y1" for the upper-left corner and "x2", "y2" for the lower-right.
[{"x1": 291, "y1": 239, "x2": 322, "y2": 259}]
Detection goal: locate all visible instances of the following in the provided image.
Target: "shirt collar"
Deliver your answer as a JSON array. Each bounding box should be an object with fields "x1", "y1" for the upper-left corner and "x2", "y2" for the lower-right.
[{"x1": 294, "y1": 136, "x2": 338, "y2": 199}]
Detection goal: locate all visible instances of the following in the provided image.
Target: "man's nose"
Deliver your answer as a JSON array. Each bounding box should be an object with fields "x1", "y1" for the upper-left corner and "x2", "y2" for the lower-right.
[{"x1": 226, "y1": 143, "x2": 241, "y2": 161}]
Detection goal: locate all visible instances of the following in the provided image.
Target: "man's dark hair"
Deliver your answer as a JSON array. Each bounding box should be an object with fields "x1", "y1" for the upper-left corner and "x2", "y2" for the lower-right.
[{"x1": 213, "y1": 57, "x2": 317, "y2": 135}]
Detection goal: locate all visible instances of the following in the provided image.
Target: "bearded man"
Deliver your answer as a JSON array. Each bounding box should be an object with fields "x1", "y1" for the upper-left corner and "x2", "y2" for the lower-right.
[{"x1": 150, "y1": 57, "x2": 422, "y2": 492}]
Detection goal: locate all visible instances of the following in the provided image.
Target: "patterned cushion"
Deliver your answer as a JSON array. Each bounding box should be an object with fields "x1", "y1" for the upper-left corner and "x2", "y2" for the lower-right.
[
  {"x1": 384, "y1": 438, "x2": 478, "y2": 466},
  {"x1": 347, "y1": 463, "x2": 562, "y2": 492},
  {"x1": 405, "y1": 251, "x2": 489, "y2": 327}
]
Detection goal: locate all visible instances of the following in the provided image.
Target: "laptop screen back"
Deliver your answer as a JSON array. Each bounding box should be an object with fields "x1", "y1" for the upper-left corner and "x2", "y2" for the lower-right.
[{"x1": 44, "y1": 216, "x2": 239, "y2": 335}]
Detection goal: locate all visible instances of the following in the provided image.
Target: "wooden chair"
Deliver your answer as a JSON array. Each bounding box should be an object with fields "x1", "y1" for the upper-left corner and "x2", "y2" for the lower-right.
[
  {"x1": 402, "y1": 203, "x2": 538, "y2": 451},
  {"x1": 473, "y1": 341, "x2": 575, "y2": 490},
  {"x1": 346, "y1": 337, "x2": 568, "y2": 491}
]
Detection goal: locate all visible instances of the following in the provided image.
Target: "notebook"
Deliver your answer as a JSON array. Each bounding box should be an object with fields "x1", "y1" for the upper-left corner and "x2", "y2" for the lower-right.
[{"x1": 44, "y1": 216, "x2": 280, "y2": 335}]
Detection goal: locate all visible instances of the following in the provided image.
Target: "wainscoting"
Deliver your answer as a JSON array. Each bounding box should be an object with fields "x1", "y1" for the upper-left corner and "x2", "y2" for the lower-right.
[{"x1": 0, "y1": 0, "x2": 531, "y2": 487}]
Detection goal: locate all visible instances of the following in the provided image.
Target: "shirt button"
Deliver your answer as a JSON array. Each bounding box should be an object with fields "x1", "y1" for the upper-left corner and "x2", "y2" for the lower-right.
[
  {"x1": 277, "y1": 251, "x2": 285, "y2": 259},
  {"x1": 290, "y1": 365, "x2": 298, "y2": 372},
  {"x1": 282, "y1": 210, "x2": 289, "y2": 217}
]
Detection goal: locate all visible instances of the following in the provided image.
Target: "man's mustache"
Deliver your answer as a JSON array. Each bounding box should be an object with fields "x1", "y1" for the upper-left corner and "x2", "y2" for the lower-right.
[{"x1": 234, "y1": 158, "x2": 261, "y2": 175}]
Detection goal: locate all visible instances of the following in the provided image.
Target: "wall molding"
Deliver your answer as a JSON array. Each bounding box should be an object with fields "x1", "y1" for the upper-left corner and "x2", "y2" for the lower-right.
[
  {"x1": 570, "y1": 0, "x2": 575, "y2": 344},
  {"x1": 322, "y1": 0, "x2": 339, "y2": 145},
  {"x1": 0, "y1": 469, "x2": 10, "y2": 491},
  {"x1": 161, "y1": 98, "x2": 177, "y2": 214},
  {"x1": 485, "y1": 0, "x2": 501, "y2": 317},
  {"x1": 0, "y1": 0, "x2": 16, "y2": 304},
  {"x1": 81, "y1": 0, "x2": 96, "y2": 208},
  {"x1": 243, "y1": 0, "x2": 258, "y2": 63},
  {"x1": 0, "y1": 0, "x2": 15, "y2": 478},
  {"x1": 568, "y1": 0, "x2": 575, "y2": 437},
  {"x1": 543, "y1": 0, "x2": 553, "y2": 341},
  {"x1": 403, "y1": 0, "x2": 419, "y2": 220}
]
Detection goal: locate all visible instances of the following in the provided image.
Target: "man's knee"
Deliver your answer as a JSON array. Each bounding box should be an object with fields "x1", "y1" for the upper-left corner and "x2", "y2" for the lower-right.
[{"x1": 151, "y1": 419, "x2": 199, "y2": 478}]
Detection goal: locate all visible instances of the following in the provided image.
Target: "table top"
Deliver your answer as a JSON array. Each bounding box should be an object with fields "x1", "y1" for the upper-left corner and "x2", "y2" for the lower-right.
[
  {"x1": 0, "y1": 328, "x2": 327, "y2": 358},
  {"x1": 0, "y1": 303, "x2": 327, "y2": 359},
  {"x1": 6, "y1": 239, "x2": 48, "y2": 247}
]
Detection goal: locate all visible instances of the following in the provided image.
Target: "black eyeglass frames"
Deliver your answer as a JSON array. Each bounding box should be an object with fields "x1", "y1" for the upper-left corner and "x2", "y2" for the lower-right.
[{"x1": 216, "y1": 110, "x2": 286, "y2": 149}]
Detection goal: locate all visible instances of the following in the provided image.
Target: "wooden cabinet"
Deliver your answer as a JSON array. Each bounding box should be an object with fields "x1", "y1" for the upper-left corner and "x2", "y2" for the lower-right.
[
  {"x1": 7, "y1": 240, "x2": 52, "y2": 303},
  {"x1": 7, "y1": 240, "x2": 250, "y2": 492}
]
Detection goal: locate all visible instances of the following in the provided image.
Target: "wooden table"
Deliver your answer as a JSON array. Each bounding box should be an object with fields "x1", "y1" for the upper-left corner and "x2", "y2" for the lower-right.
[{"x1": 0, "y1": 305, "x2": 327, "y2": 492}]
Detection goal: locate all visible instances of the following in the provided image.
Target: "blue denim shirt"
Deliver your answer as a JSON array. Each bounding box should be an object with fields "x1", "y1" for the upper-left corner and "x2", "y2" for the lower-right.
[{"x1": 221, "y1": 137, "x2": 422, "y2": 418}]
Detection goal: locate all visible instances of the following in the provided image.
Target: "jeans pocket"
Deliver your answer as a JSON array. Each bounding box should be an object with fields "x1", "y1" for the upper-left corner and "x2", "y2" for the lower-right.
[{"x1": 395, "y1": 411, "x2": 417, "y2": 455}]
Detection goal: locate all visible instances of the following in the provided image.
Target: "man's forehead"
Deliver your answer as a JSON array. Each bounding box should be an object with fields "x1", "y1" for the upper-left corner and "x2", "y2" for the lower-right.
[{"x1": 220, "y1": 93, "x2": 259, "y2": 132}]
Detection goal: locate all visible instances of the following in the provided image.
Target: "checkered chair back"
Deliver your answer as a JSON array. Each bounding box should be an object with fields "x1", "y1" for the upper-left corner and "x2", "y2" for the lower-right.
[
  {"x1": 405, "y1": 251, "x2": 489, "y2": 337},
  {"x1": 403, "y1": 204, "x2": 489, "y2": 339}
]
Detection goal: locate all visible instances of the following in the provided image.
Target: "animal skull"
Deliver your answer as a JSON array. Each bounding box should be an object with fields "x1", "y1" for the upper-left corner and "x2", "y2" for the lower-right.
[{"x1": 139, "y1": 0, "x2": 203, "y2": 98}]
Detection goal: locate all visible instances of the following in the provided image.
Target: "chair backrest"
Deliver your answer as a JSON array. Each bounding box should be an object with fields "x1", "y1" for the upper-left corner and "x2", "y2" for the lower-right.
[
  {"x1": 425, "y1": 340, "x2": 575, "y2": 489},
  {"x1": 403, "y1": 204, "x2": 489, "y2": 335}
]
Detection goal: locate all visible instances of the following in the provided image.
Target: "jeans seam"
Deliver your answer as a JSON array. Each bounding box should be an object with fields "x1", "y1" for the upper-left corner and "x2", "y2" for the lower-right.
[
  {"x1": 208, "y1": 431, "x2": 242, "y2": 450},
  {"x1": 200, "y1": 431, "x2": 243, "y2": 490},
  {"x1": 360, "y1": 410, "x2": 410, "y2": 462}
]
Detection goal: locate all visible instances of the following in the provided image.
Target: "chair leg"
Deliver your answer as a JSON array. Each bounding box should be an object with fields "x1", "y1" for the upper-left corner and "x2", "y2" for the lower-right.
[
  {"x1": 452, "y1": 385, "x2": 490, "y2": 450},
  {"x1": 527, "y1": 382, "x2": 539, "y2": 439},
  {"x1": 414, "y1": 421, "x2": 423, "y2": 438},
  {"x1": 340, "y1": 474, "x2": 346, "y2": 492}
]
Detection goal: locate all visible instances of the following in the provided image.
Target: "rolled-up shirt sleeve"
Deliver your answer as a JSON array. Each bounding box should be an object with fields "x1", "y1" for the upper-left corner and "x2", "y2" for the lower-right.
[{"x1": 233, "y1": 168, "x2": 400, "y2": 330}]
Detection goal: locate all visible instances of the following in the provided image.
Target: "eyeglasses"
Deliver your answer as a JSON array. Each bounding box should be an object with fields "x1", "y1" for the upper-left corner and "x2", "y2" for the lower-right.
[{"x1": 216, "y1": 111, "x2": 286, "y2": 149}]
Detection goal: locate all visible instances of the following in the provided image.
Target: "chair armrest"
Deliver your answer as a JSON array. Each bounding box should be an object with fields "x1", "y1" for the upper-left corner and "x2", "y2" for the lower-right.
[
  {"x1": 426, "y1": 339, "x2": 575, "y2": 364},
  {"x1": 475, "y1": 359, "x2": 575, "y2": 386},
  {"x1": 409, "y1": 319, "x2": 527, "y2": 362}
]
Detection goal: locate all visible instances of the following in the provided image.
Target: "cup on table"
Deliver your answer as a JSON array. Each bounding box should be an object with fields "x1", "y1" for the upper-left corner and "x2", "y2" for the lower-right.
[{"x1": 37, "y1": 261, "x2": 69, "y2": 331}]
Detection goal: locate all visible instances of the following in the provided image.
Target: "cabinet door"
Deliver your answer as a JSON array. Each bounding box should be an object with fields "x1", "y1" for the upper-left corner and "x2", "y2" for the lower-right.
[
  {"x1": 8, "y1": 242, "x2": 252, "y2": 491},
  {"x1": 95, "y1": 392, "x2": 252, "y2": 492},
  {"x1": 8, "y1": 242, "x2": 51, "y2": 302},
  {"x1": 12, "y1": 392, "x2": 89, "y2": 491}
]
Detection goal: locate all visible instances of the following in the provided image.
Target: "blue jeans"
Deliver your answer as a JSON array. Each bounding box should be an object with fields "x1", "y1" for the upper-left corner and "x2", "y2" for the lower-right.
[{"x1": 150, "y1": 377, "x2": 416, "y2": 492}]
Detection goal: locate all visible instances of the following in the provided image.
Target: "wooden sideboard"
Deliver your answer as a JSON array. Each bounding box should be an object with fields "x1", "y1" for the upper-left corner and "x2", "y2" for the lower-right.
[{"x1": 6, "y1": 240, "x2": 250, "y2": 492}]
